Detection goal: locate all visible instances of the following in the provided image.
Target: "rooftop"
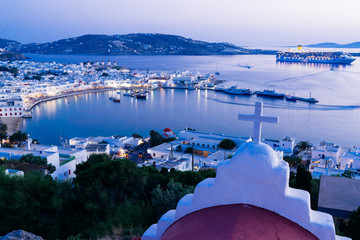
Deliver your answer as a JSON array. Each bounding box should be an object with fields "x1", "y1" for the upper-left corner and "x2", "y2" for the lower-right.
[
  {"x1": 161, "y1": 204, "x2": 318, "y2": 240},
  {"x1": 318, "y1": 175, "x2": 360, "y2": 216}
]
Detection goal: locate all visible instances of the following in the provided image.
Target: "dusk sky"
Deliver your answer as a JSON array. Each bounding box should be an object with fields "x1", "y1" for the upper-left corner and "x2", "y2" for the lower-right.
[{"x1": 1, "y1": 0, "x2": 360, "y2": 46}]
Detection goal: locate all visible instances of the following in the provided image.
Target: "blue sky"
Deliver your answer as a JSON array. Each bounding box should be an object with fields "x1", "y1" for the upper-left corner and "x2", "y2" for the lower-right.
[{"x1": 1, "y1": 0, "x2": 360, "y2": 46}]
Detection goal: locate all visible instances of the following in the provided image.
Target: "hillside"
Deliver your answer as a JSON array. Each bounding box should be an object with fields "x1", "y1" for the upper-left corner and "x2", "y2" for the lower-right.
[
  {"x1": 307, "y1": 41, "x2": 360, "y2": 48},
  {"x1": 0, "y1": 50, "x2": 27, "y2": 61},
  {"x1": 5, "y1": 33, "x2": 275, "y2": 55},
  {"x1": 0, "y1": 38, "x2": 21, "y2": 49}
]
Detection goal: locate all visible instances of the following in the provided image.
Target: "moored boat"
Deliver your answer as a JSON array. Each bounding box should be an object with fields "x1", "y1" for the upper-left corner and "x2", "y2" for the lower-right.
[
  {"x1": 135, "y1": 93, "x2": 146, "y2": 99},
  {"x1": 255, "y1": 89, "x2": 285, "y2": 99},
  {"x1": 285, "y1": 95, "x2": 297, "y2": 102},
  {"x1": 224, "y1": 86, "x2": 252, "y2": 95}
]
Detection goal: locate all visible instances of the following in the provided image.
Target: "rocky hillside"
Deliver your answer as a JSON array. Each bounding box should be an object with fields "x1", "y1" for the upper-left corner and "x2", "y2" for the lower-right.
[
  {"x1": 11, "y1": 33, "x2": 248, "y2": 55},
  {"x1": 2, "y1": 33, "x2": 277, "y2": 55},
  {"x1": 0, "y1": 51, "x2": 27, "y2": 61}
]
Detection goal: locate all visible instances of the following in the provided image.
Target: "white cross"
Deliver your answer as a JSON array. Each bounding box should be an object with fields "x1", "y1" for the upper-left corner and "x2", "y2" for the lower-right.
[{"x1": 238, "y1": 102, "x2": 279, "y2": 144}]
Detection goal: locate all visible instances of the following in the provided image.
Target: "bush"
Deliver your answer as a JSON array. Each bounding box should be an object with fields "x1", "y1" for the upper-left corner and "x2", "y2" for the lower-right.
[{"x1": 219, "y1": 138, "x2": 236, "y2": 150}]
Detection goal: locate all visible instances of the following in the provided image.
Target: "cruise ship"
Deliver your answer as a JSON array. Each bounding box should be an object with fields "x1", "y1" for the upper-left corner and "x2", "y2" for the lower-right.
[{"x1": 276, "y1": 45, "x2": 355, "y2": 64}]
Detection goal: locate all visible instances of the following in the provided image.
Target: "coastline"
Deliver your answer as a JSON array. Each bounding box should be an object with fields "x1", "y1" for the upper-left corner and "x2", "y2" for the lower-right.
[
  {"x1": 0, "y1": 88, "x2": 117, "y2": 134},
  {"x1": 26, "y1": 87, "x2": 117, "y2": 110}
]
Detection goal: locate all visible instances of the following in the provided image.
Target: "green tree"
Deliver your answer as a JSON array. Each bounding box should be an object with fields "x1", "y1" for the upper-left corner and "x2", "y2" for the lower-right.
[
  {"x1": 9, "y1": 131, "x2": 28, "y2": 144},
  {"x1": 284, "y1": 156, "x2": 302, "y2": 167},
  {"x1": 163, "y1": 137, "x2": 176, "y2": 143},
  {"x1": 149, "y1": 130, "x2": 164, "y2": 147},
  {"x1": 349, "y1": 207, "x2": 360, "y2": 240},
  {"x1": 132, "y1": 133, "x2": 143, "y2": 139},
  {"x1": 9, "y1": 67, "x2": 19, "y2": 77},
  {"x1": 19, "y1": 154, "x2": 56, "y2": 174},
  {"x1": 32, "y1": 75, "x2": 42, "y2": 81},
  {"x1": 295, "y1": 165, "x2": 312, "y2": 193},
  {"x1": 310, "y1": 178, "x2": 320, "y2": 210},
  {"x1": 184, "y1": 147, "x2": 193, "y2": 154},
  {"x1": 0, "y1": 123, "x2": 7, "y2": 142},
  {"x1": 219, "y1": 138, "x2": 236, "y2": 150},
  {"x1": 75, "y1": 153, "x2": 112, "y2": 173},
  {"x1": 101, "y1": 72, "x2": 109, "y2": 77},
  {"x1": 296, "y1": 141, "x2": 312, "y2": 151},
  {"x1": 151, "y1": 179, "x2": 194, "y2": 219},
  {"x1": 342, "y1": 170, "x2": 354, "y2": 179}
]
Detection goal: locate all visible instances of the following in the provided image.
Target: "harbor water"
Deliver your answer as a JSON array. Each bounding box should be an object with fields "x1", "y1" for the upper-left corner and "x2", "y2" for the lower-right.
[{"x1": 20, "y1": 54, "x2": 360, "y2": 147}]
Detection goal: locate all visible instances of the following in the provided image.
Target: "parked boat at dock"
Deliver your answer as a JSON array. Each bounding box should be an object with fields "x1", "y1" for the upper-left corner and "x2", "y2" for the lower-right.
[
  {"x1": 123, "y1": 91, "x2": 134, "y2": 97},
  {"x1": 224, "y1": 86, "x2": 252, "y2": 96},
  {"x1": 135, "y1": 93, "x2": 147, "y2": 99},
  {"x1": 255, "y1": 89, "x2": 285, "y2": 99},
  {"x1": 293, "y1": 96, "x2": 318, "y2": 103}
]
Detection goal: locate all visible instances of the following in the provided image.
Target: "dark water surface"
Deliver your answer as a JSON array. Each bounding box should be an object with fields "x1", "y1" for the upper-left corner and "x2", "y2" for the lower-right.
[{"x1": 20, "y1": 54, "x2": 360, "y2": 147}]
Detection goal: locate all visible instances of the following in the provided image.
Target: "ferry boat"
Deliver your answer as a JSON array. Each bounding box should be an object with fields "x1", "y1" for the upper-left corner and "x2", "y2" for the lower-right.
[
  {"x1": 255, "y1": 89, "x2": 285, "y2": 99},
  {"x1": 276, "y1": 45, "x2": 355, "y2": 64},
  {"x1": 224, "y1": 86, "x2": 252, "y2": 96}
]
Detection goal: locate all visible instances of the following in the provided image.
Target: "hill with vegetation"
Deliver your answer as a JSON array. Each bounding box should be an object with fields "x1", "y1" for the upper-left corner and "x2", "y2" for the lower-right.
[{"x1": 1, "y1": 33, "x2": 276, "y2": 55}]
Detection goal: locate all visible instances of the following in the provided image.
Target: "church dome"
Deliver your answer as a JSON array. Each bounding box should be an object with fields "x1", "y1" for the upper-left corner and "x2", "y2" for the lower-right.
[{"x1": 161, "y1": 204, "x2": 318, "y2": 240}]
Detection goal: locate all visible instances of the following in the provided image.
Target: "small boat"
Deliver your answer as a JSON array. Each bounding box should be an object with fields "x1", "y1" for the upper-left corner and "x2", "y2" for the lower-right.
[
  {"x1": 255, "y1": 89, "x2": 285, "y2": 99},
  {"x1": 109, "y1": 97, "x2": 115, "y2": 100},
  {"x1": 123, "y1": 92, "x2": 133, "y2": 97},
  {"x1": 113, "y1": 98, "x2": 121, "y2": 102},
  {"x1": 117, "y1": 91, "x2": 122, "y2": 94},
  {"x1": 187, "y1": 86, "x2": 196, "y2": 90},
  {"x1": 215, "y1": 72, "x2": 220, "y2": 75},
  {"x1": 135, "y1": 93, "x2": 146, "y2": 99}
]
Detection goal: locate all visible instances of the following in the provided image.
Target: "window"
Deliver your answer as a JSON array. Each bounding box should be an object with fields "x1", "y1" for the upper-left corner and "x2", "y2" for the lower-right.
[
  {"x1": 207, "y1": 145, "x2": 209, "y2": 148},
  {"x1": 69, "y1": 170, "x2": 71, "y2": 175},
  {"x1": 5, "y1": 113, "x2": 7, "y2": 116},
  {"x1": 19, "y1": 108, "x2": 21, "y2": 110},
  {"x1": 10, "y1": 113, "x2": 12, "y2": 116},
  {"x1": 9, "y1": 108, "x2": 11, "y2": 111},
  {"x1": 153, "y1": 153, "x2": 155, "y2": 157},
  {"x1": 15, "y1": 113, "x2": 17, "y2": 116},
  {"x1": 0, "y1": 109, "x2": 2, "y2": 111},
  {"x1": 202, "y1": 144, "x2": 204, "y2": 147},
  {"x1": 0, "y1": 114, "x2": 2, "y2": 117},
  {"x1": 19, "y1": 112, "x2": 22, "y2": 115},
  {"x1": 14, "y1": 108, "x2": 16, "y2": 111}
]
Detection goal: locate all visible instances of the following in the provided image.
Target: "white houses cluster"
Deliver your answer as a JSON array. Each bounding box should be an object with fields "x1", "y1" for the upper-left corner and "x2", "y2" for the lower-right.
[
  {"x1": 142, "y1": 130, "x2": 291, "y2": 172},
  {"x1": 1, "y1": 134, "x2": 144, "y2": 180},
  {"x1": 0, "y1": 97, "x2": 24, "y2": 118}
]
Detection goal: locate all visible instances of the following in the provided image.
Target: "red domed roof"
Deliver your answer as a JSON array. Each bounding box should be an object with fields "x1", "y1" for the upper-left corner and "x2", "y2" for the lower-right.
[
  {"x1": 164, "y1": 128, "x2": 172, "y2": 132},
  {"x1": 160, "y1": 204, "x2": 318, "y2": 240}
]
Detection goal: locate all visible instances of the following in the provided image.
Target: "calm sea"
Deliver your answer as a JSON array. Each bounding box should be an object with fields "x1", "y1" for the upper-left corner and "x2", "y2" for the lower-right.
[{"x1": 20, "y1": 54, "x2": 360, "y2": 147}]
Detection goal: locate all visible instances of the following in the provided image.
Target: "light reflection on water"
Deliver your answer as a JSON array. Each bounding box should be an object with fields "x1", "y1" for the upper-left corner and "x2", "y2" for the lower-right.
[{"x1": 20, "y1": 54, "x2": 360, "y2": 147}]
